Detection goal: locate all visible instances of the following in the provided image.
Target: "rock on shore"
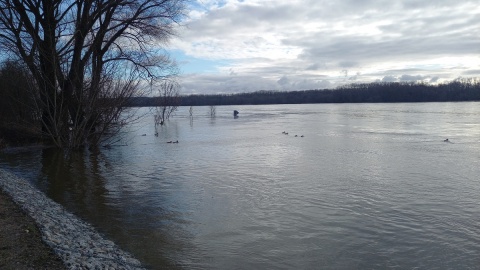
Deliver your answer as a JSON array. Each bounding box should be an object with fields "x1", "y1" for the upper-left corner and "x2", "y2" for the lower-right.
[{"x1": 0, "y1": 169, "x2": 145, "y2": 270}]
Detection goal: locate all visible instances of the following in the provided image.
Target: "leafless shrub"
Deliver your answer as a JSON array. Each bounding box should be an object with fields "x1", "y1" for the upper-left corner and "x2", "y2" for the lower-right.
[
  {"x1": 154, "y1": 80, "x2": 180, "y2": 126},
  {"x1": 209, "y1": 105, "x2": 216, "y2": 118}
]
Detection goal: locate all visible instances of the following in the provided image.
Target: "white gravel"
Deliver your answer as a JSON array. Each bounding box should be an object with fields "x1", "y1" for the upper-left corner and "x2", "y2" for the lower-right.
[{"x1": 0, "y1": 169, "x2": 145, "y2": 270}]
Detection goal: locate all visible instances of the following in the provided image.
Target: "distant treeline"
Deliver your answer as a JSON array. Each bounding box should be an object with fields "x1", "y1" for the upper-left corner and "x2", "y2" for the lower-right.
[{"x1": 126, "y1": 79, "x2": 480, "y2": 107}]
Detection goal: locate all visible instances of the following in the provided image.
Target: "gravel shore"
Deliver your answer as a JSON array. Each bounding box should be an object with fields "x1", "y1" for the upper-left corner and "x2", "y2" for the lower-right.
[{"x1": 0, "y1": 169, "x2": 145, "y2": 270}]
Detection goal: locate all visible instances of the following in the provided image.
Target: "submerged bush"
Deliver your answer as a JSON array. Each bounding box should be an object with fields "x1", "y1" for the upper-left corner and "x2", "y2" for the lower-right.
[{"x1": 0, "y1": 61, "x2": 42, "y2": 146}]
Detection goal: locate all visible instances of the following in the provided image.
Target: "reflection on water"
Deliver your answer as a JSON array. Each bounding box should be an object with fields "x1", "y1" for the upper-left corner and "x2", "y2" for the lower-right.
[
  {"x1": 2, "y1": 103, "x2": 480, "y2": 269},
  {"x1": 39, "y1": 149, "x2": 108, "y2": 210},
  {"x1": 37, "y1": 148, "x2": 192, "y2": 269}
]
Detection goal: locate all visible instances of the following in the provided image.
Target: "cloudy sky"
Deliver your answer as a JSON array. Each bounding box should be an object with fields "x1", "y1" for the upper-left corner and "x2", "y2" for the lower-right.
[{"x1": 168, "y1": 0, "x2": 480, "y2": 94}]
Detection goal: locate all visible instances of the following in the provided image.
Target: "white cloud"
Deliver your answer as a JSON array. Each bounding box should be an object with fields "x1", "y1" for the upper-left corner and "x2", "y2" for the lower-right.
[{"x1": 171, "y1": 0, "x2": 480, "y2": 94}]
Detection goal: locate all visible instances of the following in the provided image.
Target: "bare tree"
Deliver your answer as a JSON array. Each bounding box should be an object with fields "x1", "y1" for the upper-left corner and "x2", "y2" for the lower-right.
[
  {"x1": 209, "y1": 105, "x2": 216, "y2": 118},
  {"x1": 0, "y1": 0, "x2": 185, "y2": 149},
  {"x1": 154, "y1": 80, "x2": 180, "y2": 126}
]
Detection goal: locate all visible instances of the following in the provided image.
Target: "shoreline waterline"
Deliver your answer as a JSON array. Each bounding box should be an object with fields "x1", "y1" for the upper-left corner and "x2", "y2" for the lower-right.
[{"x1": 0, "y1": 168, "x2": 145, "y2": 270}]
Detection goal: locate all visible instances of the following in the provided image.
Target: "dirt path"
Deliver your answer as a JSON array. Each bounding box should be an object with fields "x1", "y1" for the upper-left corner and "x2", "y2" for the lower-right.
[{"x1": 0, "y1": 189, "x2": 65, "y2": 269}]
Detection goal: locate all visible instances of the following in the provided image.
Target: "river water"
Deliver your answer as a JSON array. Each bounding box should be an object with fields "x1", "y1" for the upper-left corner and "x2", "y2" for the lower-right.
[{"x1": 1, "y1": 103, "x2": 480, "y2": 269}]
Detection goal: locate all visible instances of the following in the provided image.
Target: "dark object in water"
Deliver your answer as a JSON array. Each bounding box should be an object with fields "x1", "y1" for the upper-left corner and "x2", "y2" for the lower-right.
[{"x1": 233, "y1": 110, "x2": 239, "y2": 116}]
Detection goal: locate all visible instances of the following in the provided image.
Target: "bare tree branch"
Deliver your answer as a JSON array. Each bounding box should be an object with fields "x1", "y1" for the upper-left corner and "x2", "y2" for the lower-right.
[{"x1": 0, "y1": 0, "x2": 185, "y2": 149}]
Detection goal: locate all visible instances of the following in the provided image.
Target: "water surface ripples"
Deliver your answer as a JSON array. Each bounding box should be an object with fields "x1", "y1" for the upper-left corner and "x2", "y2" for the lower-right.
[{"x1": 1, "y1": 103, "x2": 480, "y2": 269}]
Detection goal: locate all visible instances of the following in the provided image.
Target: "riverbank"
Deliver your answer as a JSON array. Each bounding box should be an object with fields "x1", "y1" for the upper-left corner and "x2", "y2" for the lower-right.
[
  {"x1": 0, "y1": 188, "x2": 65, "y2": 269},
  {"x1": 0, "y1": 169, "x2": 145, "y2": 269}
]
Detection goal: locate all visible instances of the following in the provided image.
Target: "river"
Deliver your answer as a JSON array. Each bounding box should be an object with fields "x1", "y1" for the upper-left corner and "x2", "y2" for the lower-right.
[{"x1": 1, "y1": 102, "x2": 480, "y2": 269}]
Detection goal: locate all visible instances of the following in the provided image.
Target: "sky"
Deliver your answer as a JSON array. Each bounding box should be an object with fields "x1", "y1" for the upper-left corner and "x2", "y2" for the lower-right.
[{"x1": 168, "y1": 0, "x2": 480, "y2": 94}]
